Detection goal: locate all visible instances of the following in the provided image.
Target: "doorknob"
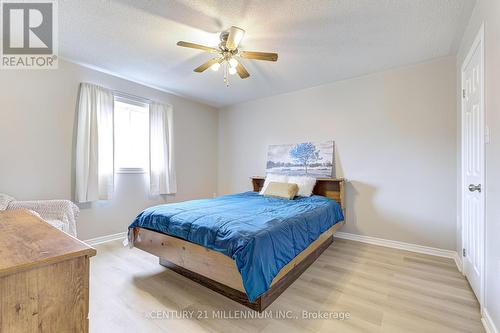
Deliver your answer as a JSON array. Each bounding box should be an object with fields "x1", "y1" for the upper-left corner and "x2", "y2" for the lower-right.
[{"x1": 468, "y1": 184, "x2": 482, "y2": 192}]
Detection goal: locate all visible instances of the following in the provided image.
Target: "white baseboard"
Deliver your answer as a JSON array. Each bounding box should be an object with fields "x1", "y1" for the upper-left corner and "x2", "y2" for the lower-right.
[
  {"x1": 482, "y1": 308, "x2": 499, "y2": 333},
  {"x1": 454, "y1": 251, "x2": 464, "y2": 274},
  {"x1": 334, "y1": 232, "x2": 458, "y2": 261},
  {"x1": 84, "y1": 230, "x2": 461, "y2": 269},
  {"x1": 84, "y1": 231, "x2": 127, "y2": 246}
]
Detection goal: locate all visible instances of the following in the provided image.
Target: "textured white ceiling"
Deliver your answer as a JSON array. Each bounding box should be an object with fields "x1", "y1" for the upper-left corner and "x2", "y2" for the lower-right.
[{"x1": 59, "y1": 0, "x2": 475, "y2": 107}]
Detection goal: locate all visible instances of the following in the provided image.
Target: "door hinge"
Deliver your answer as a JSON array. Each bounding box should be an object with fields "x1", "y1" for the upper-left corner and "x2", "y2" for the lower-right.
[
  {"x1": 463, "y1": 248, "x2": 466, "y2": 257},
  {"x1": 462, "y1": 89, "x2": 466, "y2": 99}
]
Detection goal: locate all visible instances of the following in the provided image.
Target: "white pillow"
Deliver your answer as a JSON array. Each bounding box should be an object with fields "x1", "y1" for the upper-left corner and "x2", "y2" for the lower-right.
[
  {"x1": 287, "y1": 176, "x2": 317, "y2": 197},
  {"x1": 259, "y1": 174, "x2": 289, "y2": 195}
]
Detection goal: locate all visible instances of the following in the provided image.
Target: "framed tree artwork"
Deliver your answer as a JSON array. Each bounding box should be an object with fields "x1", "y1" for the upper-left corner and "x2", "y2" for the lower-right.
[{"x1": 265, "y1": 141, "x2": 335, "y2": 178}]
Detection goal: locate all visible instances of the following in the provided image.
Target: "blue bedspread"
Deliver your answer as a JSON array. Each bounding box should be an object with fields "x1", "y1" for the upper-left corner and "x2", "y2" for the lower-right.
[{"x1": 129, "y1": 192, "x2": 344, "y2": 302}]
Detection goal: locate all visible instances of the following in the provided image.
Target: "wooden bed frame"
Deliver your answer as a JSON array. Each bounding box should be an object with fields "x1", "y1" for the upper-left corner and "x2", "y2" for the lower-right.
[{"x1": 132, "y1": 177, "x2": 345, "y2": 311}]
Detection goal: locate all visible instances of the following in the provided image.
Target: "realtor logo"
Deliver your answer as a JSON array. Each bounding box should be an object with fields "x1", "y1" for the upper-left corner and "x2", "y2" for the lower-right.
[{"x1": 1, "y1": 0, "x2": 58, "y2": 69}]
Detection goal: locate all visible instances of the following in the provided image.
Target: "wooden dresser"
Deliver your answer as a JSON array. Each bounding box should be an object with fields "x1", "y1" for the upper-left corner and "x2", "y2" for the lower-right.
[{"x1": 0, "y1": 210, "x2": 96, "y2": 333}]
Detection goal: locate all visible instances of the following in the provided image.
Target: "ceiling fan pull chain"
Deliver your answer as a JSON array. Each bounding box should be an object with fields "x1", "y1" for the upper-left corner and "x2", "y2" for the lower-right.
[{"x1": 224, "y1": 62, "x2": 230, "y2": 87}]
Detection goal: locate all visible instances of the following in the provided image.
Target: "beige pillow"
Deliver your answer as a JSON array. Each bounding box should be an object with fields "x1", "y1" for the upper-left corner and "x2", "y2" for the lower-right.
[
  {"x1": 259, "y1": 174, "x2": 288, "y2": 194},
  {"x1": 263, "y1": 182, "x2": 299, "y2": 200}
]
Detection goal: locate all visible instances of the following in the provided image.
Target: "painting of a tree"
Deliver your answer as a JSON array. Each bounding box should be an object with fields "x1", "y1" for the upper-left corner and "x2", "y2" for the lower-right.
[
  {"x1": 265, "y1": 140, "x2": 335, "y2": 177},
  {"x1": 289, "y1": 142, "x2": 322, "y2": 173}
]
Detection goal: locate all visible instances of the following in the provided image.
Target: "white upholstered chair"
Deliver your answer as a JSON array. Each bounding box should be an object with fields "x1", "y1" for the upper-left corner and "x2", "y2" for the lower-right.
[{"x1": 1, "y1": 194, "x2": 79, "y2": 237}]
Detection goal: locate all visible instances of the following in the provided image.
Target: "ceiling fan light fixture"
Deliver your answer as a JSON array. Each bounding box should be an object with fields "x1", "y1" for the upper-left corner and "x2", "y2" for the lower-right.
[
  {"x1": 228, "y1": 66, "x2": 237, "y2": 75},
  {"x1": 210, "y1": 62, "x2": 221, "y2": 71},
  {"x1": 228, "y1": 58, "x2": 238, "y2": 68}
]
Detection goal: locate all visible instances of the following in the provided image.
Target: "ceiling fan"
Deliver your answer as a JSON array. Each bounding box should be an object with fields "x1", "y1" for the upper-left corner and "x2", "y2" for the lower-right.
[{"x1": 177, "y1": 26, "x2": 278, "y2": 86}]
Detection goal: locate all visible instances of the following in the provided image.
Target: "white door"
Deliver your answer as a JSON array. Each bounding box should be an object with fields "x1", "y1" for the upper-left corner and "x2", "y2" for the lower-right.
[{"x1": 461, "y1": 25, "x2": 485, "y2": 304}]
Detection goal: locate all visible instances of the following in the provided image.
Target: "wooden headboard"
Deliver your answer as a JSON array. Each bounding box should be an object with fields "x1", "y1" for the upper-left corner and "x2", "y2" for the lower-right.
[{"x1": 251, "y1": 177, "x2": 345, "y2": 212}]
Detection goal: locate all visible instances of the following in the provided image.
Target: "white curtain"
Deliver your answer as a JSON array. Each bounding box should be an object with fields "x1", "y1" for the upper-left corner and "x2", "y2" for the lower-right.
[
  {"x1": 75, "y1": 83, "x2": 114, "y2": 203},
  {"x1": 149, "y1": 102, "x2": 176, "y2": 195}
]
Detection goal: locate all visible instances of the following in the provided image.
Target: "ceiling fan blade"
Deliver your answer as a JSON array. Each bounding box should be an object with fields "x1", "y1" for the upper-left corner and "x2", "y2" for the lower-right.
[
  {"x1": 235, "y1": 62, "x2": 250, "y2": 79},
  {"x1": 193, "y1": 58, "x2": 221, "y2": 73},
  {"x1": 225, "y1": 26, "x2": 245, "y2": 51},
  {"x1": 177, "y1": 41, "x2": 219, "y2": 54},
  {"x1": 239, "y1": 51, "x2": 278, "y2": 61}
]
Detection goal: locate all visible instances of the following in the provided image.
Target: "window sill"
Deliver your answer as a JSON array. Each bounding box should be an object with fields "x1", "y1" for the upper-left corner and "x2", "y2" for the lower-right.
[{"x1": 115, "y1": 168, "x2": 147, "y2": 174}]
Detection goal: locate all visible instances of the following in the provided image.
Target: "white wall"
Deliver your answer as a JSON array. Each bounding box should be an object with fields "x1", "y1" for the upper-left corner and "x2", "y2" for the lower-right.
[
  {"x1": 218, "y1": 57, "x2": 457, "y2": 251},
  {"x1": 457, "y1": 0, "x2": 500, "y2": 329},
  {"x1": 0, "y1": 59, "x2": 219, "y2": 240}
]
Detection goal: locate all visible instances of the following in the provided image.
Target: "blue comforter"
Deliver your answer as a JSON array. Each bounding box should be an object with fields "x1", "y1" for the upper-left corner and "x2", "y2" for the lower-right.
[{"x1": 129, "y1": 191, "x2": 344, "y2": 302}]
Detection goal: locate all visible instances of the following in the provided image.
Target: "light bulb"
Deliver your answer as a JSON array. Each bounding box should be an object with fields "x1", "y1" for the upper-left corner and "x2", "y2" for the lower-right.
[
  {"x1": 228, "y1": 58, "x2": 238, "y2": 68},
  {"x1": 210, "y1": 62, "x2": 220, "y2": 71},
  {"x1": 228, "y1": 66, "x2": 237, "y2": 75}
]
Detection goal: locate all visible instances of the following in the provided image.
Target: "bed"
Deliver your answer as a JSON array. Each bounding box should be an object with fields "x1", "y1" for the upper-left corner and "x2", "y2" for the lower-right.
[{"x1": 128, "y1": 177, "x2": 345, "y2": 311}]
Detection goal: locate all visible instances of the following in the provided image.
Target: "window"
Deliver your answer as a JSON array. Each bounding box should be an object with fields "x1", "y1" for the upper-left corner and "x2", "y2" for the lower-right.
[{"x1": 114, "y1": 98, "x2": 149, "y2": 173}]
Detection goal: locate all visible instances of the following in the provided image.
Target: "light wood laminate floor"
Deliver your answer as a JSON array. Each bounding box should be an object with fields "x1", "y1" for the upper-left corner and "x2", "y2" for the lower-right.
[{"x1": 89, "y1": 238, "x2": 484, "y2": 333}]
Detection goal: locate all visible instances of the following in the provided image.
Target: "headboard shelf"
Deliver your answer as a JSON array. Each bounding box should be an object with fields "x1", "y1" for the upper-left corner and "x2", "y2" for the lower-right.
[
  {"x1": 250, "y1": 176, "x2": 345, "y2": 212},
  {"x1": 251, "y1": 176, "x2": 345, "y2": 181}
]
